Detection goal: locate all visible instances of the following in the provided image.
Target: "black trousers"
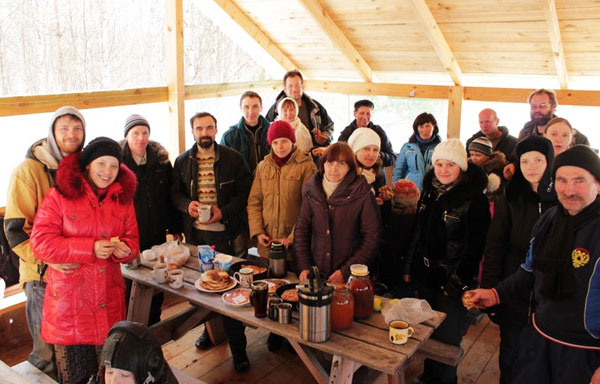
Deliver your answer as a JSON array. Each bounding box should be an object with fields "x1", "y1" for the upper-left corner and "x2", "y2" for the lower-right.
[
  {"x1": 498, "y1": 324, "x2": 523, "y2": 384},
  {"x1": 512, "y1": 326, "x2": 600, "y2": 384},
  {"x1": 191, "y1": 228, "x2": 247, "y2": 356},
  {"x1": 416, "y1": 282, "x2": 466, "y2": 384}
]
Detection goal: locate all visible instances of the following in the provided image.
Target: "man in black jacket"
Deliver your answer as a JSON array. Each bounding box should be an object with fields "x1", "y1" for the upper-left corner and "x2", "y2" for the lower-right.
[
  {"x1": 121, "y1": 114, "x2": 182, "y2": 326},
  {"x1": 171, "y1": 112, "x2": 252, "y2": 372},
  {"x1": 337, "y1": 99, "x2": 397, "y2": 167},
  {"x1": 265, "y1": 70, "x2": 333, "y2": 150},
  {"x1": 466, "y1": 108, "x2": 517, "y2": 160},
  {"x1": 518, "y1": 88, "x2": 589, "y2": 145}
]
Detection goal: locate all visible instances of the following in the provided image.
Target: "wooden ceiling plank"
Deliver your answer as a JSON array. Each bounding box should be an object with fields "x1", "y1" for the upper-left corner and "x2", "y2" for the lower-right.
[
  {"x1": 212, "y1": 0, "x2": 299, "y2": 71},
  {"x1": 297, "y1": 0, "x2": 375, "y2": 82},
  {"x1": 407, "y1": 0, "x2": 463, "y2": 86},
  {"x1": 545, "y1": 0, "x2": 569, "y2": 89}
]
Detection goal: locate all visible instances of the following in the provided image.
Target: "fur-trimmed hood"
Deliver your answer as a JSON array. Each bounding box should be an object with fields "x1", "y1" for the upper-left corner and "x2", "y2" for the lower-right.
[
  {"x1": 55, "y1": 152, "x2": 137, "y2": 203},
  {"x1": 479, "y1": 151, "x2": 507, "y2": 175}
]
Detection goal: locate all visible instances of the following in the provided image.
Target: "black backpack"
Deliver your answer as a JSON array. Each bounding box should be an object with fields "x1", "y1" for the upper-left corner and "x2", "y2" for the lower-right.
[{"x1": 0, "y1": 215, "x2": 20, "y2": 286}]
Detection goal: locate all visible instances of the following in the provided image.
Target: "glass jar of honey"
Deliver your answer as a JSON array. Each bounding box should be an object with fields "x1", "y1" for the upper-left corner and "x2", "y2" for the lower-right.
[
  {"x1": 348, "y1": 264, "x2": 374, "y2": 320},
  {"x1": 331, "y1": 284, "x2": 354, "y2": 330}
]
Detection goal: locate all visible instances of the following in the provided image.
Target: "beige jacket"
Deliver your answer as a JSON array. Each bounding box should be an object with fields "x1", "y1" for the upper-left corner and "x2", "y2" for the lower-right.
[{"x1": 247, "y1": 149, "x2": 316, "y2": 258}]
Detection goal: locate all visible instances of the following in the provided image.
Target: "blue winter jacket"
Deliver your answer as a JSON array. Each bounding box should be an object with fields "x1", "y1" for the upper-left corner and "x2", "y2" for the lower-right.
[{"x1": 392, "y1": 134, "x2": 441, "y2": 191}]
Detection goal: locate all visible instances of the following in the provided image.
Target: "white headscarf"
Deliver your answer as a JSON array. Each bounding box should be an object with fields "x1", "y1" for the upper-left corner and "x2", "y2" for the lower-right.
[{"x1": 277, "y1": 97, "x2": 313, "y2": 153}]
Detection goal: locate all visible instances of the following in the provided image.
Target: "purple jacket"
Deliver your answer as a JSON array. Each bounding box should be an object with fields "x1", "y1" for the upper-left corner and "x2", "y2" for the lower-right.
[{"x1": 294, "y1": 170, "x2": 381, "y2": 279}]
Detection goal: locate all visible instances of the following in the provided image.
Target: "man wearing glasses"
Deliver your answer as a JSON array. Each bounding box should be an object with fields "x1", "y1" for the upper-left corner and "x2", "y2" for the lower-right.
[{"x1": 517, "y1": 88, "x2": 589, "y2": 145}]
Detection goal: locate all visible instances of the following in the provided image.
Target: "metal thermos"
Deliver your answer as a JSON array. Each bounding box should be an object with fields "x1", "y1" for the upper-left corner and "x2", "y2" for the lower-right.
[
  {"x1": 298, "y1": 266, "x2": 334, "y2": 343},
  {"x1": 268, "y1": 241, "x2": 287, "y2": 278}
]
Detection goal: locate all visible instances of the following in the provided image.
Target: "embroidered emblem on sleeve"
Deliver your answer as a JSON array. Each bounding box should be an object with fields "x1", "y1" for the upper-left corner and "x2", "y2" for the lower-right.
[{"x1": 572, "y1": 247, "x2": 590, "y2": 268}]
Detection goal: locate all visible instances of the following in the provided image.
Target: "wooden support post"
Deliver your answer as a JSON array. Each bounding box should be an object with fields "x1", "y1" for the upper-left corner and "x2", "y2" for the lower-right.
[
  {"x1": 127, "y1": 281, "x2": 153, "y2": 325},
  {"x1": 165, "y1": 0, "x2": 185, "y2": 158},
  {"x1": 447, "y1": 86, "x2": 464, "y2": 139}
]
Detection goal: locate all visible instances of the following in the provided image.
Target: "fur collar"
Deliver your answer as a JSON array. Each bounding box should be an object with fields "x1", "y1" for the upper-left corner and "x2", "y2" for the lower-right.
[
  {"x1": 55, "y1": 152, "x2": 137, "y2": 203},
  {"x1": 479, "y1": 151, "x2": 507, "y2": 175}
]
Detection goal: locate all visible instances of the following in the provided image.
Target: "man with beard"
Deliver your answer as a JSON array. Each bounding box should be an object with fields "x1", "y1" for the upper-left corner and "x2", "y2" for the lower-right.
[
  {"x1": 518, "y1": 89, "x2": 589, "y2": 145},
  {"x1": 4, "y1": 106, "x2": 86, "y2": 378},
  {"x1": 171, "y1": 112, "x2": 253, "y2": 372},
  {"x1": 468, "y1": 145, "x2": 600, "y2": 384}
]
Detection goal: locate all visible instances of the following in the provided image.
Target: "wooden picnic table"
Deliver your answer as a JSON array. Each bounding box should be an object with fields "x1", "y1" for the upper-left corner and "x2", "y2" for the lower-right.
[{"x1": 122, "y1": 246, "x2": 446, "y2": 384}]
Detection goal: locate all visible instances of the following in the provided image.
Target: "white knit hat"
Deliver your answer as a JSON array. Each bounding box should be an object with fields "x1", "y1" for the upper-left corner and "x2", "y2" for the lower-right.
[
  {"x1": 347, "y1": 128, "x2": 381, "y2": 154},
  {"x1": 432, "y1": 138, "x2": 468, "y2": 171}
]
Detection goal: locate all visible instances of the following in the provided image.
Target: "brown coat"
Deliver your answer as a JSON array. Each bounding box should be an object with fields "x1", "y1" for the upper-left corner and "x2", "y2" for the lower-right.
[{"x1": 247, "y1": 148, "x2": 316, "y2": 258}]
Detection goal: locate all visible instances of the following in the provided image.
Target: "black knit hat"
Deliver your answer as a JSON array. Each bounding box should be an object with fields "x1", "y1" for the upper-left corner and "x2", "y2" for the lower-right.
[
  {"x1": 553, "y1": 145, "x2": 600, "y2": 182},
  {"x1": 516, "y1": 134, "x2": 554, "y2": 160},
  {"x1": 506, "y1": 135, "x2": 555, "y2": 202},
  {"x1": 101, "y1": 321, "x2": 177, "y2": 384},
  {"x1": 124, "y1": 114, "x2": 150, "y2": 137},
  {"x1": 79, "y1": 137, "x2": 123, "y2": 168}
]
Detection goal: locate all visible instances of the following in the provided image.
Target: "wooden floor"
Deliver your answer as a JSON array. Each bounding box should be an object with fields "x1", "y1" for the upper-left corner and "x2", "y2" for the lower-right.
[{"x1": 2, "y1": 294, "x2": 501, "y2": 384}]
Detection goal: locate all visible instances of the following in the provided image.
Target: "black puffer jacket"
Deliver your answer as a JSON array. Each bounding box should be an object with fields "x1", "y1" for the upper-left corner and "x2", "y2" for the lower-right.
[
  {"x1": 481, "y1": 136, "x2": 556, "y2": 328},
  {"x1": 121, "y1": 141, "x2": 181, "y2": 251},
  {"x1": 406, "y1": 164, "x2": 491, "y2": 294}
]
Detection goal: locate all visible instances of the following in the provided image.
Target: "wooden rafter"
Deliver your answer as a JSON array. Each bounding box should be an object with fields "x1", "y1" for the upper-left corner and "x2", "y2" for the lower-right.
[
  {"x1": 407, "y1": 0, "x2": 462, "y2": 86},
  {"x1": 544, "y1": 0, "x2": 568, "y2": 89},
  {"x1": 297, "y1": 0, "x2": 374, "y2": 82},
  {"x1": 211, "y1": 0, "x2": 298, "y2": 72}
]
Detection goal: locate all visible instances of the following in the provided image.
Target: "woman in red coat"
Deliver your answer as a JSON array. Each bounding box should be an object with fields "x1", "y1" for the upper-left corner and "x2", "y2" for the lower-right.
[{"x1": 31, "y1": 137, "x2": 139, "y2": 384}]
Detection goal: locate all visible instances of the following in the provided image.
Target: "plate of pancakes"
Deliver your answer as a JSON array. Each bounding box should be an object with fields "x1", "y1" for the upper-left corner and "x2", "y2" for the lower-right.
[{"x1": 195, "y1": 270, "x2": 236, "y2": 293}]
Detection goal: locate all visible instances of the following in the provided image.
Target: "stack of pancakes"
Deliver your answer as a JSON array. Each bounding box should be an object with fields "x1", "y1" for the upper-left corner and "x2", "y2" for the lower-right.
[{"x1": 200, "y1": 270, "x2": 232, "y2": 290}]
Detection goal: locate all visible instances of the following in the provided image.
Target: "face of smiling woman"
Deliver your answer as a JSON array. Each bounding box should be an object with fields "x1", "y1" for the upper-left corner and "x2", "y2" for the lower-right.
[{"x1": 86, "y1": 155, "x2": 120, "y2": 189}]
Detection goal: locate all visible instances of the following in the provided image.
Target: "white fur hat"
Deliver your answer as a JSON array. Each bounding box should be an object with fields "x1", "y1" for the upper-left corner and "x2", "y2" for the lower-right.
[
  {"x1": 432, "y1": 138, "x2": 468, "y2": 171},
  {"x1": 347, "y1": 128, "x2": 381, "y2": 154}
]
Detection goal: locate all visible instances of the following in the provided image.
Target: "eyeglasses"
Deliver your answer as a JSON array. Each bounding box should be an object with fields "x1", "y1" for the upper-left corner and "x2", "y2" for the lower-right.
[{"x1": 530, "y1": 103, "x2": 550, "y2": 109}]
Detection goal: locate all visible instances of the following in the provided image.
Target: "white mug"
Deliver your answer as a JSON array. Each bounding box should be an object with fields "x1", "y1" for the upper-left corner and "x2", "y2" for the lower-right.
[
  {"x1": 198, "y1": 204, "x2": 211, "y2": 222},
  {"x1": 233, "y1": 267, "x2": 254, "y2": 288},
  {"x1": 215, "y1": 254, "x2": 233, "y2": 271},
  {"x1": 151, "y1": 262, "x2": 168, "y2": 283},
  {"x1": 168, "y1": 269, "x2": 184, "y2": 289}
]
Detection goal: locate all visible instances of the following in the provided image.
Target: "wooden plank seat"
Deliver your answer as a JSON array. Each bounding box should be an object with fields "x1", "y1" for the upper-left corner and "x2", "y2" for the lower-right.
[
  {"x1": 7, "y1": 360, "x2": 57, "y2": 384},
  {"x1": 416, "y1": 339, "x2": 464, "y2": 367}
]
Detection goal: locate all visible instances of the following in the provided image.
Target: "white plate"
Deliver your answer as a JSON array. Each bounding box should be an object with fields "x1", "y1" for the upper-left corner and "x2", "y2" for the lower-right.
[
  {"x1": 194, "y1": 277, "x2": 237, "y2": 293},
  {"x1": 222, "y1": 288, "x2": 251, "y2": 307}
]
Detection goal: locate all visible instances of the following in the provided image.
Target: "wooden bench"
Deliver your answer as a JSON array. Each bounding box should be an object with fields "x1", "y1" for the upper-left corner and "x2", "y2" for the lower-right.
[
  {"x1": 416, "y1": 339, "x2": 464, "y2": 367},
  {"x1": 171, "y1": 366, "x2": 208, "y2": 384}
]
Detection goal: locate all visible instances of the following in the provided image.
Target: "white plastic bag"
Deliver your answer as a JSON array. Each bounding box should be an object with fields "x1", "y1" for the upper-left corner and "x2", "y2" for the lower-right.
[{"x1": 381, "y1": 298, "x2": 436, "y2": 325}]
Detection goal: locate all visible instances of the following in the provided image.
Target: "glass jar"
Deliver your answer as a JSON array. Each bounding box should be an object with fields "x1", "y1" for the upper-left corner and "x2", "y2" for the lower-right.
[
  {"x1": 348, "y1": 264, "x2": 374, "y2": 320},
  {"x1": 331, "y1": 284, "x2": 354, "y2": 330}
]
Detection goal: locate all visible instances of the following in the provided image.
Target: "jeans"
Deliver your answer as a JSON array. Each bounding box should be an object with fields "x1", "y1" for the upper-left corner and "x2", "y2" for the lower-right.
[{"x1": 24, "y1": 281, "x2": 56, "y2": 377}]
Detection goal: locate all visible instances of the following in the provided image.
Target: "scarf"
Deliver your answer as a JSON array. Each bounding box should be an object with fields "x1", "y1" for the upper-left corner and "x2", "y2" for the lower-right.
[
  {"x1": 432, "y1": 175, "x2": 457, "y2": 195},
  {"x1": 533, "y1": 196, "x2": 600, "y2": 299},
  {"x1": 415, "y1": 134, "x2": 438, "y2": 155},
  {"x1": 322, "y1": 175, "x2": 341, "y2": 199},
  {"x1": 272, "y1": 150, "x2": 293, "y2": 167},
  {"x1": 359, "y1": 168, "x2": 376, "y2": 185}
]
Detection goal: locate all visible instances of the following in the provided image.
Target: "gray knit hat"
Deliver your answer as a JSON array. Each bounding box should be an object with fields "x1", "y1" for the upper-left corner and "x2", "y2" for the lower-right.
[
  {"x1": 469, "y1": 137, "x2": 493, "y2": 156},
  {"x1": 124, "y1": 114, "x2": 150, "y2": 137},
  {"x1": 47, "y1": 106, "x2": 86, "y2": 162}
]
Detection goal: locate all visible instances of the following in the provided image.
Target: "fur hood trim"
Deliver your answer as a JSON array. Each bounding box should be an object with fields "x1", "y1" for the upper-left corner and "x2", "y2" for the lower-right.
[{"x1": 55, "y1": 152, "x2": 137, "y2": 203}]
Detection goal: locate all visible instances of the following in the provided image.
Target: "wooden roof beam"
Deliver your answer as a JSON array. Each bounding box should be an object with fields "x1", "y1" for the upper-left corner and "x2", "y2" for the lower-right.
[
  {"x1": 407, "y1": 0, "x2": 462, "y2": 86},
  {"x1": 297, "y1": 0, "x2": 375, "y2": 82},
  {"x1": 545, "y1": 0, "x2": 569, "y2": 89},
  {"x1": 211, "y1": 0, "x2": 298, "y2": 72}
]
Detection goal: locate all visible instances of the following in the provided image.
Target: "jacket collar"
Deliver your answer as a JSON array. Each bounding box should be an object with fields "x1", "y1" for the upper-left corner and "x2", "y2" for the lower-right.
[{"x1": 55, "y1": 152, "x2": 137, "y2": 203}]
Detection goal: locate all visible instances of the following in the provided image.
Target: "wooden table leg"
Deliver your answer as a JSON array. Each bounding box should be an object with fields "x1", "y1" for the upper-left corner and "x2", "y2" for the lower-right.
[
  {"x1": 288, "y1": 339, "x2": 329, "y2": 384},
  {"x1": 329, "y1": 355, "x2": 359, "y2": 384},
  {"x1": 205, "y1": 316, "x2": 227, "y2": 345},
  {"x1": 127, "y1": 280, "x2": 153, "y2": 325},
  {"x1": 387, "y1": 367, "x2": 406, "y2": 384}
]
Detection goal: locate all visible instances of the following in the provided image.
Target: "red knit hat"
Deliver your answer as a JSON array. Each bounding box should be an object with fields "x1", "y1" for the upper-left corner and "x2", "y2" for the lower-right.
[{"x1": 267, "y1": 120, "x2": 296, "y2": 145}]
